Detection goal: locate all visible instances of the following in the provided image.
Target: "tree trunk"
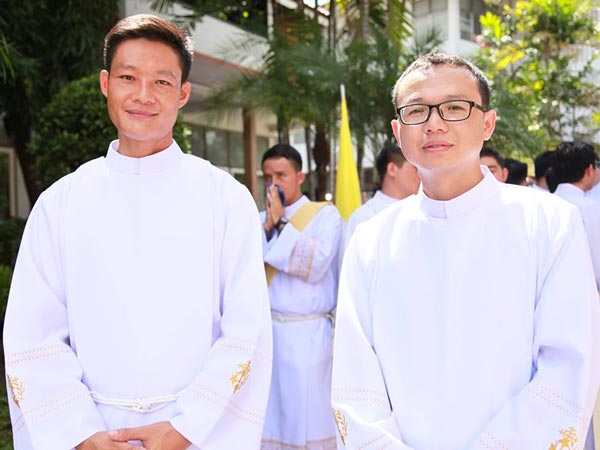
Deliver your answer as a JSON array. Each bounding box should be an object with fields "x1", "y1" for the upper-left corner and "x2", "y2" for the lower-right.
[
  {"x1": 312, "y1": 123, "x2": 330, "y2": 200},
  {"x1": 356, "y1": 134, "x2": 364, "y2": 187},
  {"x1": 304, "y1": 125, "x2": 314, "y2": 199},
  {"x1": 3, "y1": 113, "x2": 38, "y2": 206}
]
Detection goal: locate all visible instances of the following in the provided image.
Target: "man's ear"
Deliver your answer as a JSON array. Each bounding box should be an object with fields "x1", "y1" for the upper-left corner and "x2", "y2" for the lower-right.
[
  {"x1": 501, "y1": 167, "x2": 508, "y2": 183},
  {"x1": 483, "y1": 109, "x2": 497, "y2": 141},
  {"x1": 297, "y1": 171, "x2": 306, "y2": 186},
  {"x1": 179, "y1": 81, "x2": 191, "y2": 108},
  {"x1": 391, "y1": 118, "x2": 401, "y2": 145},
  {"x1": 99, "y1": 70, "x2": 109, "y2": 98}
]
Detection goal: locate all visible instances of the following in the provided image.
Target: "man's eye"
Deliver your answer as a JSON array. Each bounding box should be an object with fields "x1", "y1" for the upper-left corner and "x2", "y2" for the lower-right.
[
  {"x1": 157, "y1": 80, "x2": 171, "y2": 86},
  {"x1": 120, "y1": 75, "x2": 134, "y2": 81},
  {"x1": 407, "y1": 107, "x2": 425, "y2": 115}
]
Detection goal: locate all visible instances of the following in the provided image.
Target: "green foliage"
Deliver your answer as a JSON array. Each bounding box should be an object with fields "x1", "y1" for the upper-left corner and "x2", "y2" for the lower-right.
[
  {"x1": 0, "y1": 0, "x2": 122, "y2": 202},
  {"x1": 0, "y1": 219, "x2": 25, "y2": 269},
  {"x1": 27, "y1": 74, "x2": 191, "y2": 192},
  {"x1": 474, "y1": 0, "x2": 600, "y2": 157}
]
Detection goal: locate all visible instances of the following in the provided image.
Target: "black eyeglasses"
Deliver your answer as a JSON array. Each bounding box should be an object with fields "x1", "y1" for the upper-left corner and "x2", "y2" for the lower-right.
[{"x1": 396, "y1": 100, "x2": 488, "y2": 125}]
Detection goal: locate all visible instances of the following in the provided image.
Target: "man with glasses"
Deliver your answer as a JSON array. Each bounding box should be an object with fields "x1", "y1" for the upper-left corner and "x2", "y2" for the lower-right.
[
  {"x1": 332, "y1": 53, "x2": 600, "y2": 449},
  {"x1": 553, "y1": 140, "x2": 600, "y2": 289}
]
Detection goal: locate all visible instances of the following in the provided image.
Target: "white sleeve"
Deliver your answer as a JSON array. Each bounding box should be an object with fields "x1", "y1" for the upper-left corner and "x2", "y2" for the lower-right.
[
  {"x1": 264, "y1": 205, "x2": 342, "y2": 283},
  {"x1": 581, "y1": 204, "x2": 600, "y2": 290},
  {"x1": 467, "y1": 207, "x2": 600, "y2": 449},
  {"x1": 3, "y1": 191, "x2": 106, "y2": 450},
  {"x1": 331, "y1": 231, "x2": 415, "y2": 449},
  {"x1": 170, "y1": 183, "x2": 273, "y2": 449}
]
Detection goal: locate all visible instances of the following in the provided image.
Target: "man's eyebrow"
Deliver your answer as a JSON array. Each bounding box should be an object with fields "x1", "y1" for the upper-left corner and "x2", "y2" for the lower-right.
[
  {"x1": 403, "y1": 94, "x2": 472, "y2": 103},
  {"x1": 156, "y1": 70, "x2": 178, "y2": 80},
  {"x1": 112, "y1": 64, "x2": 178, "y2": 80}
]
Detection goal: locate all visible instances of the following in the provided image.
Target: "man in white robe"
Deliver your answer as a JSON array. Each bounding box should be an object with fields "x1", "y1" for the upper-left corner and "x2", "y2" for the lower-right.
[
  {"x1": 332, "y1": 53, "x2": 600, "y2": 450},
  {"x1": 342, "y1": 144, "x2": 419, "y2": 252},
  {"x1": 553, "y1": 140, "x2": 600, "y2": 289},
  {"x1": 260, "y1": 144, "x2": 342, "y2": 450},
  {"x1": 532, "y1": 150, "x2": 555, "y2": 192},
  {"x1": 3, "y1": 14, "x2": 272, "y2": 450},
  {"x1": 479, "y1": 147, "x2": 507, "y2": 183}
]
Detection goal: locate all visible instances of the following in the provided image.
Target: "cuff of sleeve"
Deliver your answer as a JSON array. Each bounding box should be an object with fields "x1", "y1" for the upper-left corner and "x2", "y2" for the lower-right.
[
  {"x1": 170, "y1": 414, "x2": 199, "y2": 448},
  {"x1": 264, "y1": 223, "x2": 300, "y2": 271}
]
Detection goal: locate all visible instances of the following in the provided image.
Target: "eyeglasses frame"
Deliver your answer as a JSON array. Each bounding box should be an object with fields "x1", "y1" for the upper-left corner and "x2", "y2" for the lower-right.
[{"x1": 395, "y1": 100, "x2": 488, "y2": 126}]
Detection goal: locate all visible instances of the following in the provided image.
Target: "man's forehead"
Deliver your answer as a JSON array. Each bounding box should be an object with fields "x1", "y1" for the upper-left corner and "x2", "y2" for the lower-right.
[{"x1": 395, "y1": 65, "x2": 479, "y2": 104}]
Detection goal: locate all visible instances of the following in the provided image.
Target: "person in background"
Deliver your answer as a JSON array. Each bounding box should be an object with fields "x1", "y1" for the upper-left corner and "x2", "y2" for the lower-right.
[
  {"x1": 479, "y1": 146, "x2": 507, "y2": 182},
  {"x1": 532, "y1": 150, "x2": 555, "y2": 192},
  {"x1": 342, "y1": 144, "x2": 419, "y2": 252},
  {"x1": 260, "y1": 144, "x2": 342, "y2": 450},
  {"x1": 504, "y1": 157, "x2": 529, "y2": 186}
]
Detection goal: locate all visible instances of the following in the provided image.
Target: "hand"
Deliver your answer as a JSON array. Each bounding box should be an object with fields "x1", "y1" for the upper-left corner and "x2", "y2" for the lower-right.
[
  {"x1": 109, "y1": 422, "x2": 191, "y2": 450},
  {"x1": 76, "y1": 431, "x2": 145, "y2": 450},
  {"x1": 266, "y1": 184, "x2": 285, "y2": 227}
]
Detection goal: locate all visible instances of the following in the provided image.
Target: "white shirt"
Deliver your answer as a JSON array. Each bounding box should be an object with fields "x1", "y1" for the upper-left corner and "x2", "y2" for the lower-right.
[
  {"x1": 342, "y1": 191, "x2": 400, "y2": 252},
  {"x1": 333, "y1": 169, "x2": 600, "y2": 450},
  {"x1": 555, "y1": 183, "x2": 600, "y2": 289},
  {"x1": 4, "y1": 141, "x2": 272, "y2": 450}
]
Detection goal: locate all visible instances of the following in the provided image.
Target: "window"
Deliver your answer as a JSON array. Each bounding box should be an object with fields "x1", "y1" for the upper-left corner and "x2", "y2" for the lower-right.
[
  {"x1": 411, "y1": 0, "x2": 448, "y2": 39},
  {"x1": 460, "y1": 0, "x2": 485, "y2": 40}
]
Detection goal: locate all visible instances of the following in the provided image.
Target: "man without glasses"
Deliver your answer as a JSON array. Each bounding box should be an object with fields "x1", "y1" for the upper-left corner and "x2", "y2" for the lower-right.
[
  {"x1": 4, "y1": 14, "x2": 272, "y2": 450},
  {"x1": 332, "y1": 53, "x2": 600, "y2": 449}
]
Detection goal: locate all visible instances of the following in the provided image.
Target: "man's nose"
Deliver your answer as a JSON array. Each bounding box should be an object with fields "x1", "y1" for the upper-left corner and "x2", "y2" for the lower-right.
[
  {"x1": 425, "y1": 106, "x2": 447, "y2": 131},
  {"x1": 134, "y1": 81, "x2": 155, "y2": 104}
]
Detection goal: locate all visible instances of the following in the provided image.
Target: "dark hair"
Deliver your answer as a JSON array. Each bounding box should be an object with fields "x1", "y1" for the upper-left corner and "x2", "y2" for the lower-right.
[
  {"x1": 504, "y1": 158, "x2": 528, "y2": 185},
  {"x1": 375, "y1": 144, "x2": 407, "y2": 184},
  {"x1": 534, "y1": 151, "x2": 554, "y2": 180},
  {"x1": 261, "y1": 143, "x2": 303, "y2": 172},
  {"x1": 553, "y1": 140, "x2": 598, "y2": 185},
  {"x1": 392, "y1": 53, "x2": 491, "y2": 111},
  {"x1": 104, "y1": 14, "x2": 194, "y2": 83},
  {"x1": 479, "y1": 146, "x2": 504, "y2": 168}
]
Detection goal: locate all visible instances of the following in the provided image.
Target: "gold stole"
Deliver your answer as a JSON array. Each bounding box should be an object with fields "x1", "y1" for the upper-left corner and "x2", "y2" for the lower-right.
[{"x1": 265, "y1": 201, "x2": 331, "y2": 285}]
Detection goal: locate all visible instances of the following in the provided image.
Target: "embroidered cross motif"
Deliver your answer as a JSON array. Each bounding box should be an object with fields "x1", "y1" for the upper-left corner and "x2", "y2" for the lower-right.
[
  {"x1": 7, "y1": 375, "x2": 24, "y2": 407},
  {"x1": 230, "y1": 360, "x2": 251, "y2": 393},
  {"x1": 548, "y1": 426, "x2": 578, "y2": 450},
  {"x1": 333, "y1": 409, "x2": 348, "y2": 446}
]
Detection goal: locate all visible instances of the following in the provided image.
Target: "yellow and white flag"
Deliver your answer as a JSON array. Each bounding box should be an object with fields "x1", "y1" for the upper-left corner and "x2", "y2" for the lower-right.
[{"x1": 335, "y1": 85, "x2": 362, "y2": 220}]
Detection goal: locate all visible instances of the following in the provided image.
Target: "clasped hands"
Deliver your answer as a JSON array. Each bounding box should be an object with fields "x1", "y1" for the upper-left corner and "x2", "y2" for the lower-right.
[
  {"x1": 76, "y1": 421, "x2": 191, "y2": 450},
  {"x1": 264, "y1": 183, "x2": 285, "y2": 234}
]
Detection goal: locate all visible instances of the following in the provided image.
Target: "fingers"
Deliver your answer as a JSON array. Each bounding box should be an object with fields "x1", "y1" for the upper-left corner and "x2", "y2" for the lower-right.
[{"x1": 109, "y1": 428, "x2": 146, "y2": 444}]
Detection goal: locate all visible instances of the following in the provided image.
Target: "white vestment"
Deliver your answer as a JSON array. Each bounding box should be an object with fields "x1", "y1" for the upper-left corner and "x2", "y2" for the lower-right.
[
  {"x1": 342, "y1": 191, "x2": 399, "y2": 253},
  {"x1": 333, "y1": 169, "x2": 600, "y2": 450},
  {"x1": 4, "y1": 141, "x2": 272, "y2": 450},
  {"x1": 555, "y1": 183, "x2": 600, "y2": 289},
  {"x1": 587, "y1": 182, "x2": 600, "y2": 204},
  {"x1": 261, "y1": 195, "x2": 342, "y2": 450}
]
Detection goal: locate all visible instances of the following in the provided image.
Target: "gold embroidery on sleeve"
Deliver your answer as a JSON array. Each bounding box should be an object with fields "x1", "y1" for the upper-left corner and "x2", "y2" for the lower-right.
[
  {"x1": 7, "y1": 375, "x2": 24, "y2": 407},
  {"x1": 230, "y1": 360, "x2": 252, "y2": 393},
  {"x1": 548, "y1": 426, "x2": 578, "y2": 450},
  {"x1": 333, "y1": 409, "x2": 348, "y2": 446}
]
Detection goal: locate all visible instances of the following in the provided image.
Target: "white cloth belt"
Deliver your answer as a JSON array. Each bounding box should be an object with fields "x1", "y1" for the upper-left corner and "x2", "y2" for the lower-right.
[
  {"x1": 90, "y1": 390, "x2": 182, "y2": 413},
  {"x1": 271, "y1": 311, "x2": 334, "y2": 324}
]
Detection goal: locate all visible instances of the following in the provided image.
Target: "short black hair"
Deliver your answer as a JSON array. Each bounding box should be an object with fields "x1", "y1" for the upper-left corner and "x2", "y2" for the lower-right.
[
  {"x1": 534, "y1": 151, "x2": 554, "y2": 180},
  {"x1": 392, "y1": 53, "x2": 491, "y2": 111},
  {"x1": 504, "y1": 158, "x2": 528, "y2": 185},
  {"x1": 261, "y1": 143, "x2": 303, "y2": 172},
  {"x1": 553, "y1": 140, "x2": 598, "y2": 185},
  {"x1": 104, "y1": 14, "x2": 194, "y2": 83},
  {"x1": 480, "y1": 146, "x2": 504, "y2": 168},
  {"x1": 375, "y1": 144, "x2": 407, "y2": 184}
]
